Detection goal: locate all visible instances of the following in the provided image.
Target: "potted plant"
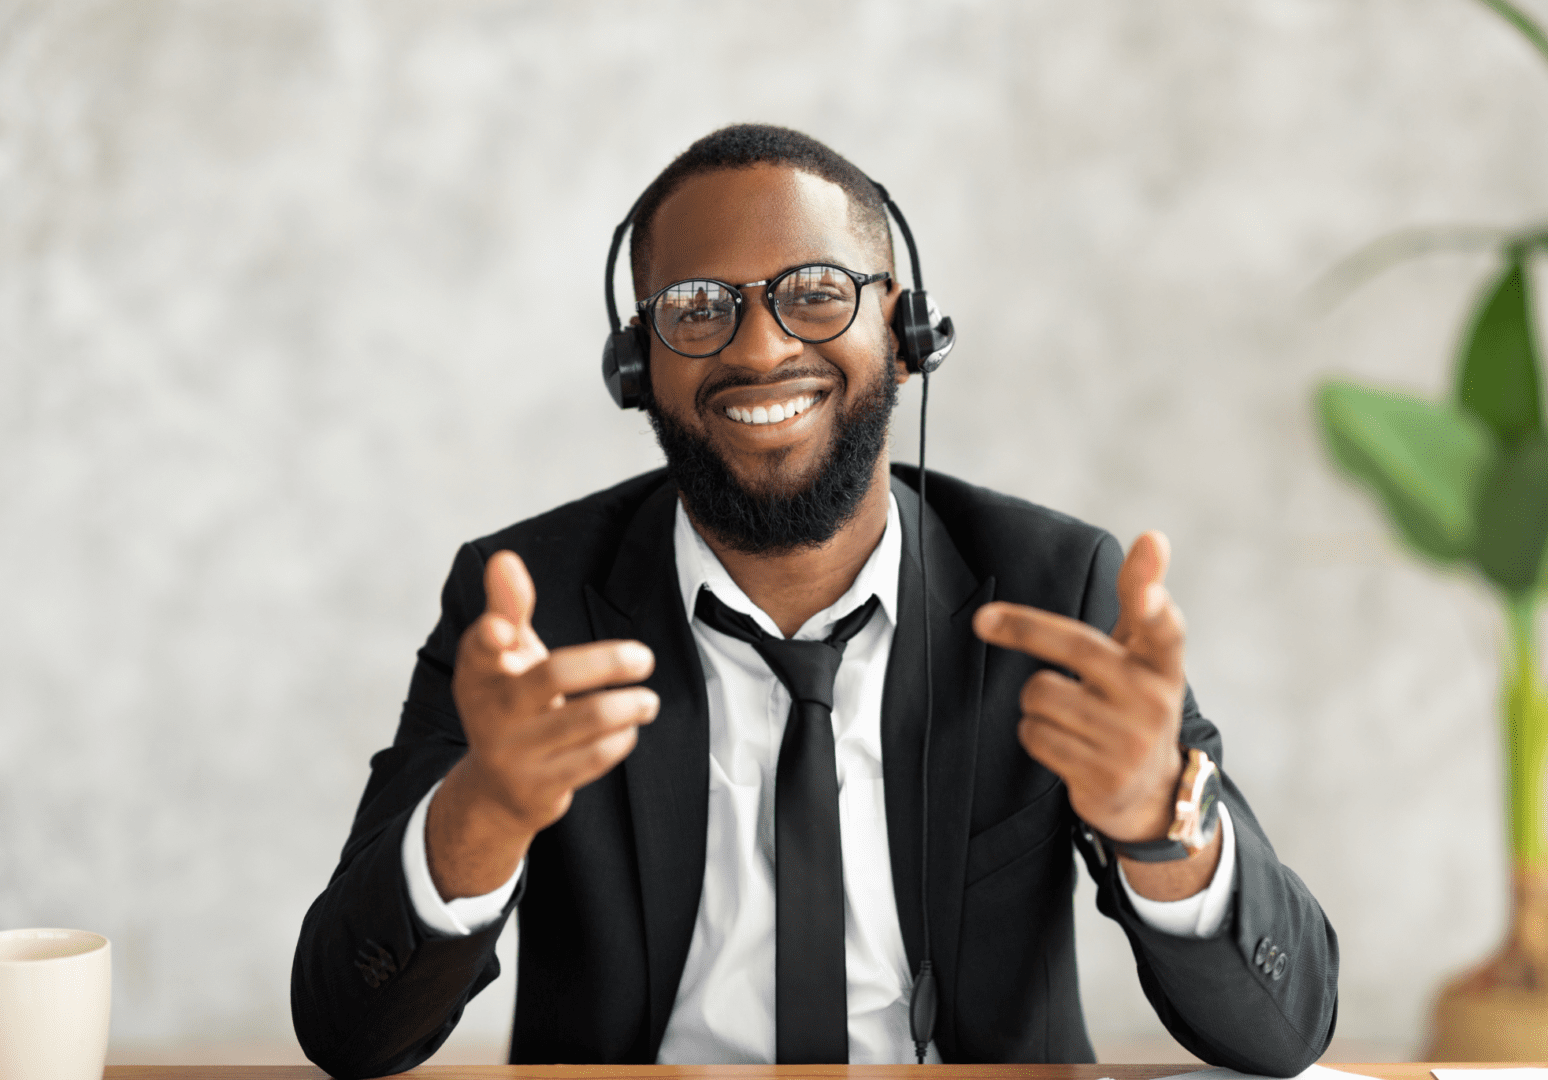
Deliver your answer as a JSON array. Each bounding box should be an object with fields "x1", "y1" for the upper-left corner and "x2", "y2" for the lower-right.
[{"x1": 1315, "y1": 1, "x2": 1548, "y2": 1057}]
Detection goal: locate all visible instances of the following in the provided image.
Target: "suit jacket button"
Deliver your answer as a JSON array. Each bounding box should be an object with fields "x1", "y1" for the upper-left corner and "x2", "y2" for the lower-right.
[
  {"x1": 1272, "y1": 952, "x2": 1288, "y2": 980},
  {"x1": 1254, "y1": 937, "x2": 1271, "y2": 967},
  {"x1": 1263, "y1": 945, "x2": 1279, "y2": 973}
]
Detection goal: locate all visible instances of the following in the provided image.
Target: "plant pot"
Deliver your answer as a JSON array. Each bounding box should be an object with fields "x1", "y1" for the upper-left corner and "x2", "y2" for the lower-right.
[{"x1": 1427, "y1": 865, "x2": 1548, "y2": 1060}]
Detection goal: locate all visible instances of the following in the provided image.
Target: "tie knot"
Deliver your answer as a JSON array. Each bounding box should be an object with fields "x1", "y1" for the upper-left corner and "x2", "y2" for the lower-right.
[
  {"x1": 694, "y1": 588, "x2": 881, "y2": 709},
  {"x1": 757, "y1": 638, "x2": 844, "y2": 708}
]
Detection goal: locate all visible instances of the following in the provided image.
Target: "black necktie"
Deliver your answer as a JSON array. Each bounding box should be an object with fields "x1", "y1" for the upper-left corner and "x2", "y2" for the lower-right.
[{"x1": 694, "y1": 586, "x2": 882, "y2": 1064}]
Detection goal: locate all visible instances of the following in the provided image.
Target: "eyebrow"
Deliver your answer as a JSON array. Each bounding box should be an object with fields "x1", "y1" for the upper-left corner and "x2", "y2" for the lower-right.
[{"x1": 651, "y1": 256, "x2": 871, "y2": 289}]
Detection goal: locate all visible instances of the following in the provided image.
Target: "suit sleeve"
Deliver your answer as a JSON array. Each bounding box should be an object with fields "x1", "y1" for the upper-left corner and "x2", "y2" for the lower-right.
[
  {"x1": 1071, "y1": 532, "x2": 1340, "y2": 1077},
  {"x1": 291, "y1": 542, "x2": 522, "y2": 1080}
]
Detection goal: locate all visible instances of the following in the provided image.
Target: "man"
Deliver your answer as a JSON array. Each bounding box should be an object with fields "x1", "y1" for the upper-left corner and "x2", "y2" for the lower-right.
[{"x1": 291, "y1": 125, "x2": 1338, "y2": 1079}]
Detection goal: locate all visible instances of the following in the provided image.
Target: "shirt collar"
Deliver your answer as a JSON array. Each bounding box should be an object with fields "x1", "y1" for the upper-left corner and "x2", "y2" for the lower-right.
[{"x1": 673, "y1": 491, "x2": 901, "y2": 641}]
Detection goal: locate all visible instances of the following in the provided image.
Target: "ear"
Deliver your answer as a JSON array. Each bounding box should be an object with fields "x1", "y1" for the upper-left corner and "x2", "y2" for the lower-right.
[
  {"x1": 879, "y1": 277, "x2": 910, "y2": 384},
  {"x1": 630, "y1": 314, "x2": 653, "y2": 361},
  {"x1": 879, "y1": 273, "x2": 903, "y2": 322}
]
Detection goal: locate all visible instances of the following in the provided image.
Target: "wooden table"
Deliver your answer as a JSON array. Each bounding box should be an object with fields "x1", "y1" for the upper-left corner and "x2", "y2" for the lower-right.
[{"x1": 96, "y1": 1065, "x2": 1542, "y2": 1080}]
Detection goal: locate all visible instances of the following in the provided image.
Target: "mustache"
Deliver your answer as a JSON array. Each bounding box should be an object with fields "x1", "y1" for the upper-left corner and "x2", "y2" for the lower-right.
[{"x1": 694, "y1": 362, "x2": 842, "y2": 412}]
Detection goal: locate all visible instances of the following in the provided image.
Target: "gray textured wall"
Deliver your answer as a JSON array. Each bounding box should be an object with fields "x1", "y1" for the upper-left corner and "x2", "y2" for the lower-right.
[{"x1": 4, "y1": 0, "x2": 1545, "y2": 1061}]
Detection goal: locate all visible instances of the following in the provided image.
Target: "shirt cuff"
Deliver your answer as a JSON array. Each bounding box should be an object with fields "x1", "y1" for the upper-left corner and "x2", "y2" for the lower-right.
[
  {"x1": 401, "y1": 778, "x2": 522, "y2": 937},
  {"x1": 1116, "y1": 803, "x2": 1235, "y2": 938}
]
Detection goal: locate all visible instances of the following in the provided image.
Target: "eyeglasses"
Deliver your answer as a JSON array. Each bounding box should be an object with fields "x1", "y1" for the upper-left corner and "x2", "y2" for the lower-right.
[{"x1": 637, "y1": 263, "x2": 892, "y2": 359}]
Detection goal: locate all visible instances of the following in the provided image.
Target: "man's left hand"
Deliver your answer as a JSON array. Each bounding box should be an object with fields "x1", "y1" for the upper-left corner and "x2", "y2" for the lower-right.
[{"x1": 972, "y1": 531, "x2": 1187, "y2": 846}]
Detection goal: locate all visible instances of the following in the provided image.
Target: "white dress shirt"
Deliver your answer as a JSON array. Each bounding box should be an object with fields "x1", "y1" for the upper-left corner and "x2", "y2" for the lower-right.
[{"x1": 401, "y1": 493, "x2": 1237, "y2": 1063}]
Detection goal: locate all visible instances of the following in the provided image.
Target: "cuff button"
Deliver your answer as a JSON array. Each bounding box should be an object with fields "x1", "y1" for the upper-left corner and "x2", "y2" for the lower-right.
[
  {"x1": 1261, "y1": 944, "x2": 1280, "y2": 974},
  {"x1": 1272, "y1": 952, "x2": 1288, "y2": 980},
  {"x1": 354, "y1": 940, "x2": 398, "y2": 988}
]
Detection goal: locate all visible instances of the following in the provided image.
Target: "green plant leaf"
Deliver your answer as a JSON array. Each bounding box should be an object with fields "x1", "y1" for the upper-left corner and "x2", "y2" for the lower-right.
[
  {"x1": 1477, "y1": 433, "x2": 1548, "y2": 594},
  {"x1": 1477, "y1": 0, "x2": 1548, "y2": 74},
  {"x1": 1317, "y1": 381, "x2": 1495, "y2": 563},
  {"x1": 1456, "y1": 259, "x2": 1544, "y2": 449}
]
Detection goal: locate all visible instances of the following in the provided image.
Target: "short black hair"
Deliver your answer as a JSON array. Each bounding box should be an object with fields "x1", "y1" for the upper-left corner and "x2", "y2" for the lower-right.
[{"x1": 628, "y1": 123, "x2": 893, "y2": 298}]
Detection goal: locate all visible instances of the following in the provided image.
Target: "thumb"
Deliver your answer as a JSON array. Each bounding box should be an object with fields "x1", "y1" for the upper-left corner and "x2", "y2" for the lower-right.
[
  {"x1": 484, "y1": 550, "x2": 546, "y2": 658},
  {"x1": 1111, "y1": 530, "x2": 1171, "y2": 646}
]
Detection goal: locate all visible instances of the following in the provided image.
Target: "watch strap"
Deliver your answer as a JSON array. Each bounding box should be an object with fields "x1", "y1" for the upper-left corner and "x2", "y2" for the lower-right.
[{"x1": 1104, "y1": 834, "x2": 1197, "y2": 863}]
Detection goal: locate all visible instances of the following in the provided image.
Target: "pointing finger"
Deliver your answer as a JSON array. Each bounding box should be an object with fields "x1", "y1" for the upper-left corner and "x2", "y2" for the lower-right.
[
  {"x1": 481, "y1": 550, "x2": 547, "y2": 670},
  {"x1": 530, "y1": 686, "x2": 660, "y2": 756},
  {"x1": 1112, "y1": 531, "x2": 1170, "y2": 646},
  {"x1": 973, "y1": 602, "x2": 1130, "y2": 699},
  {"x1": 1123, "y1": 588, "x2": 1187, "y2": 682},
  {"x1": 1114, "y1": 532, "x2": 1187, "y2": 680},
  {"x1": 486, "y1": 550, "x2": 541, "y2": 632},
  {"x1": 516, "y1": 639, "x2": 656, "y2": 711}
]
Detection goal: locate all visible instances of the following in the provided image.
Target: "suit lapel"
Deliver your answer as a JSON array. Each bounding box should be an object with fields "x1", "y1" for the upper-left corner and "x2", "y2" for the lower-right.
[
  {"x1": 883, "y1": 472, "x2": 993, "y2": 1054},
  {"x1": 583, "y1": 481, "x2": 709, "y2": 1057}
]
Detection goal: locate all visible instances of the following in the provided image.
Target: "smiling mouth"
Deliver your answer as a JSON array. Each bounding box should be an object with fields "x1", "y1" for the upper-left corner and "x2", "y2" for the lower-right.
[{"x1": 723, "y1": 393, "x2": 818, "y2": 427}]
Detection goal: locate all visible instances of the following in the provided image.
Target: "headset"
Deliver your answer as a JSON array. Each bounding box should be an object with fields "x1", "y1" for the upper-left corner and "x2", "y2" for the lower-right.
[
  {"x1": 599, "y1": 175, "x2": 954, "y2": 1065},
  {"x1": 601, "y1": 180, "x2": 955, "y2": 409}
]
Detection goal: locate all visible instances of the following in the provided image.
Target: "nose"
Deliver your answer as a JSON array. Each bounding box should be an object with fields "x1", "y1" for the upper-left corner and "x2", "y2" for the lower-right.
[{"x1": 718, "y1": 288, "x2": 804, "y2": 374}]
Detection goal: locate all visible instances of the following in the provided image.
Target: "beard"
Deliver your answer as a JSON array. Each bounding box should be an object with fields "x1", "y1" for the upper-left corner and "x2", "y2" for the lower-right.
[{"x1": 645, "y1": 351, "x2": 899, "y2": 556}]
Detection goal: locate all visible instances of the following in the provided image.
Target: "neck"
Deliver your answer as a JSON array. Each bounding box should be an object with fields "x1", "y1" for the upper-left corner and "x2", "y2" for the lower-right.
[{"x1": 690, "y1": 454, "x2": 893, "y2": 638}]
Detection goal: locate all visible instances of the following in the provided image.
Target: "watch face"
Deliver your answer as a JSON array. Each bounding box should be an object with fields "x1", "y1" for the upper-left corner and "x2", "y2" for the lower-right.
[
  {"x1": 1198, "y1": 766, "x2": 1224, "y2": 839},
  {"x1": 1169, "y1": 748, "x2": 1222, "y2": 853}
]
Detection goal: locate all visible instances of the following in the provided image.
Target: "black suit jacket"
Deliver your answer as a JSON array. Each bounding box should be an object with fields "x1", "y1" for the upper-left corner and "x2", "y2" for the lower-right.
[{"x1": 291, "y1": 466, "x2": 1338, "y2": 1078}]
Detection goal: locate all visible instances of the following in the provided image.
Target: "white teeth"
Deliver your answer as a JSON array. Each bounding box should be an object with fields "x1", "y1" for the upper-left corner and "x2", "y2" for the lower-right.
[{"x1": 724, "y1": 395, "x2": 815, "y2": 426}]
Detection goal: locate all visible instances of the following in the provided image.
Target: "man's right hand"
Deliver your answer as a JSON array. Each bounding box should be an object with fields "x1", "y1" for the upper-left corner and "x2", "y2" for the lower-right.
[{"x1": 426, "y1": 549, "x2": 658, "y2": 901}]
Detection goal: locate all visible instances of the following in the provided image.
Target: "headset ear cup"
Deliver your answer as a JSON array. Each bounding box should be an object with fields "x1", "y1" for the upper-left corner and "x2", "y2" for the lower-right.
[
  {"x1": 633, "y1": 323, "x2": 653, "y2": 404},
  {"x1": 892, "y1": 290, "x2": 937, "y2": 374},
  {"x1": 601, "y1": 324, "x2": 651, "y2": 410},
  {"x1": 920, "y1": 313, "x2": 955, "y2": 374}
]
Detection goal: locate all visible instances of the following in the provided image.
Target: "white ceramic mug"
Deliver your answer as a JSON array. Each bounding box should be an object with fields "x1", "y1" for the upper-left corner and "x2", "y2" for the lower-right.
[{"x1": 0, "y1": 928, "x2": 112, "y2": 1080}]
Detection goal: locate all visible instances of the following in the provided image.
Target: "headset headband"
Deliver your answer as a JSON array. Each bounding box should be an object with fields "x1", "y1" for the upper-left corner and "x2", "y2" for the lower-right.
[{"x1": 604, "y1": 189, "x2": 649, "y2": 335}]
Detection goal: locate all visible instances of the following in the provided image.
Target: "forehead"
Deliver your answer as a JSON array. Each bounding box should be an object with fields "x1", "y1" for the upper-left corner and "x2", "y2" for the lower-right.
[{"x1": 646, "y1": 164, "x2": 870, "y2": 290}]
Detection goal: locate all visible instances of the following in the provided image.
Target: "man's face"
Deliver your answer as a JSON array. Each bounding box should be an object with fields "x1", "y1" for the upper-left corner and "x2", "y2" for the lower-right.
[{"x1": 641, "y1": 165, "x2": 904, "y2": 551}]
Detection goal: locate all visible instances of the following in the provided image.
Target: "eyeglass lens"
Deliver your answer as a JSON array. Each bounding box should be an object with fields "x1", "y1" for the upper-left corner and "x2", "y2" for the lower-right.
[{"x1": 652, "y1": 265, "x2": 860, "y2": 357}]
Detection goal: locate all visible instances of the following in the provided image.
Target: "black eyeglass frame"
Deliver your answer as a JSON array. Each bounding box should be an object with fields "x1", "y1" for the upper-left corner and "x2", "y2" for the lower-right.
[{"x1": 635, "y1": 263, "x2": 892, "y2": 359}]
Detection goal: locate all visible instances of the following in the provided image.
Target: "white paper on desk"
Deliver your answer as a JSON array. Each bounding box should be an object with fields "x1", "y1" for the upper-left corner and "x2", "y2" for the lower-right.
[
  {"x1": 1434, "y1": 1070, "x2": 1548, "y2": 1080},
  {"x1": 1155, "y1": 1065, "x2": 1382, "y2": 1080}
]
